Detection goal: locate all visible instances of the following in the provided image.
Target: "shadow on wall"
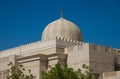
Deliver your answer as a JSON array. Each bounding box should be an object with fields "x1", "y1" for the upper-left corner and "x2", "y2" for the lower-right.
[{"x1": 114, "y1": 63, "x2": 120, "y2": 71}]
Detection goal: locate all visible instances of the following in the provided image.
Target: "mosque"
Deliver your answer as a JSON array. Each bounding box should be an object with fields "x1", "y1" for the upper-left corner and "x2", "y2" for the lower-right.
[{"x1": 0, "y1": 15, "x2": 120, "y2": 79}]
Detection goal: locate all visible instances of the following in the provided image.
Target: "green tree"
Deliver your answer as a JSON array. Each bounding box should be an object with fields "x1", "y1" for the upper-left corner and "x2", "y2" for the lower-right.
[
  {"x1": 42, "y1": 63, "x2": 96, "y2": 79},
  {"x1": 6, "y1": 62, "x2": 34, "y2": 79}
]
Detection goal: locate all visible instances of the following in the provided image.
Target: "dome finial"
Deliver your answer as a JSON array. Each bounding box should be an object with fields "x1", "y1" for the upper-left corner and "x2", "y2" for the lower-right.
[{"x1": 60, "y1": 9, "x2": 63, "y2": 18}]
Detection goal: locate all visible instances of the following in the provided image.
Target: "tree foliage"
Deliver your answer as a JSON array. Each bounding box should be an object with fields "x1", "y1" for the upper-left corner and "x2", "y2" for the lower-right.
[
  {"x1": 6, "y1": 62, "x2": 34, "y2": 79},
  {"x1": 42, "y1": 63, "x2": 96, "y2": 79}
]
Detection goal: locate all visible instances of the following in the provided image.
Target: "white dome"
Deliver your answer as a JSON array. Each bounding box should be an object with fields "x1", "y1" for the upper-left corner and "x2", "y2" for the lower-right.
[{"x1": 42, "y1": 17, "x2": 82, "y2": 41}]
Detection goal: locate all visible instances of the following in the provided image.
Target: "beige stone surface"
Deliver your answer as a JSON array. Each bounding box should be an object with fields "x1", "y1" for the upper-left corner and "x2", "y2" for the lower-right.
[
  {"x1": 21, "y1": 60, "x2": 40, "y2": 79},
  {"x1": 42, "y1": 17, "x2": 82, "y2": 41},
  {"x1": 66, "y1": 43, "x2": 90, "y2": 71},
  {"x1": 0, "y1": 39, "x2": 119, "y2": 79},
  {"x1": 103, "y1": 71, "x2": 120, "y2": 79},
  {"x1": 0, "y1": 17, "x2": 120, "y2": 79},
  {"x1": 89, "y1": 44, "x2": 115, "y2": 74}
]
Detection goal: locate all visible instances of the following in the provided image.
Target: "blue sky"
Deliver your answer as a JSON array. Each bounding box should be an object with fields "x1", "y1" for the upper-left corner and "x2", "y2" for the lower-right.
[{"x1": 0, "y1": 0, "x2": 120, "y2": 51}]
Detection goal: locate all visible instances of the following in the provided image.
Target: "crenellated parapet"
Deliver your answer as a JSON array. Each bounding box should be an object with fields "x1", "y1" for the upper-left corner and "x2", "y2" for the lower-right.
[
  {"x1": 0, "y1": 41, "x2": 41, "y2": 57},
  {"x1": 65, "y1": 42, "x2": 119, "y2": 54},
  {"x1": 55, "y1": 36, "x2": 82, "y2": 44},
  {"x1": 89, "y1": 43, "x2": 119, "y2": 53},
  {"x1": 0, "y1": 37, "x2": 82, "y2": 57},
  {"x1": 43, "y1": 36, "x2": 82, "y2": 44}
]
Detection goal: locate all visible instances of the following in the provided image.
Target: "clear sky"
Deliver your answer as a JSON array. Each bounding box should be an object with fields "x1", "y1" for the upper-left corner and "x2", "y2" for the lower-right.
[{"x1": 0, "y1": 0, "x2": 120, "y2": 51}]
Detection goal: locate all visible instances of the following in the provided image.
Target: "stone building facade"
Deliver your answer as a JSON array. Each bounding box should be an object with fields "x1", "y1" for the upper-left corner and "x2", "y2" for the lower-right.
[{"x1": 0, "y1": 17, "x2": 120, "y2": 79}]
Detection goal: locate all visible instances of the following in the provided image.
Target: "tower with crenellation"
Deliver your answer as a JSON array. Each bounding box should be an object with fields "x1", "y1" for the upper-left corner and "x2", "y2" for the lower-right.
[{"x1": 0, "y1": 15, "x2": 120, "y2": 79}]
